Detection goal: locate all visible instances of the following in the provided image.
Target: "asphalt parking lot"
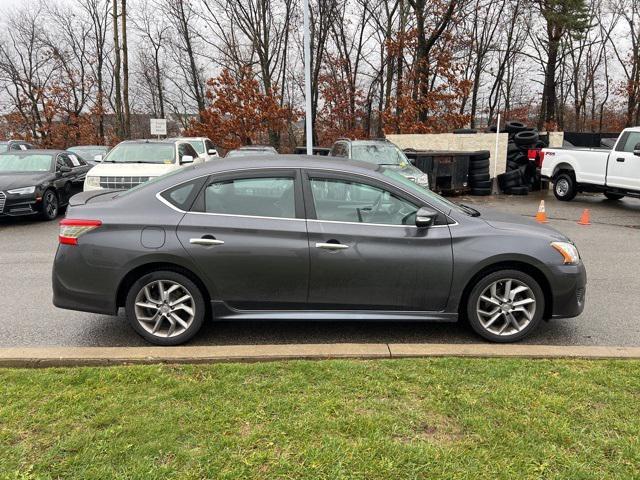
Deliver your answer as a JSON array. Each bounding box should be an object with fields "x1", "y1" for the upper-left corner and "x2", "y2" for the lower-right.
[{"x1": 1, "y1": 190, "x2": 639, "y2": 347}]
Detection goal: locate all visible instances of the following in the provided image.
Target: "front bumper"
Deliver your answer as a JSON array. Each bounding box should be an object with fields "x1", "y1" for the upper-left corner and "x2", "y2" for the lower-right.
[
  {"x1": 548, "y1": 261, "x2": 587, "y2": 319},
  {"x1": 0, "y1": 192, "x2": 43, "y2": 217}
]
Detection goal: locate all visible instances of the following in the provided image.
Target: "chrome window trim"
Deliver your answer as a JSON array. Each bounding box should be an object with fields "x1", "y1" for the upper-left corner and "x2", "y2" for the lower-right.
[{"x1": 155, "y1": 165, "x2": 457, "y2": 226}]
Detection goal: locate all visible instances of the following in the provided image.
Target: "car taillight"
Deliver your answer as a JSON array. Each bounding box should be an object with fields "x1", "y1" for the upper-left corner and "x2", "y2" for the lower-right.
[
  {"x1": 59, "y1": 219, "x2": 102, "y2": 245},
  {"x1": 528, "y1": 148, "x2": 545, "y2": 168}
]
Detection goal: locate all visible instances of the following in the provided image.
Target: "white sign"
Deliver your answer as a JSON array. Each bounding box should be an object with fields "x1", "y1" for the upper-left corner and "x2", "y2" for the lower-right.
[{"x1": 150, "y1": 118, "x2": 167, "y2": 136}]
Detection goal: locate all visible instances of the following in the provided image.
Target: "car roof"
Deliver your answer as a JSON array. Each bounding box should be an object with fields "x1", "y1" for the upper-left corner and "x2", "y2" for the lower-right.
[
  {"x1": 116, "y1": 139, "x2": 177, "y2": 146},
  {"x1": 167, "y1": 137, "x2": 208, "y2": 141},
  {"x1": 1, "y1": 149, "x2": 64, "y2": 155},
  {"x1": 69, "y1": 145, "x2": 107, "y2": 148}
]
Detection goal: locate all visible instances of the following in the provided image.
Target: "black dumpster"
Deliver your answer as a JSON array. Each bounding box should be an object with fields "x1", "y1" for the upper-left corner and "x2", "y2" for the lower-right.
[{"x1": 403, "y1": 149, "x2": 471, "y2": 195}]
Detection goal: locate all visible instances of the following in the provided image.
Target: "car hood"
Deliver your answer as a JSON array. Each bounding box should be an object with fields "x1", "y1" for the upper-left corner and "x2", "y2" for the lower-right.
[
  {"x1": 383, "y1": 163, "x2": 425, "y2": 179},
  {"x1": 475, "y1": 206, "x2": 569, "y2": 241},
  {"x1": 87, "y1": 163, "x2": 179, "y2": 177},
  {"x1": 0, "y1": 172, "x2": 51, "y2": 191}
]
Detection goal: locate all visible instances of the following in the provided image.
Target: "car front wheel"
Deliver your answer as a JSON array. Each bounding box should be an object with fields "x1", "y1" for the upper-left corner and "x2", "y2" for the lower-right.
[
  {"x1": 466, "y1": 270, "x2": 544, "y2": 342},
  {"x1": 40, "y1": 190, "x2": 59, "y2": 220},
  {"x1": 125, "y1": 270, "x2": 206, "y2": 345}
]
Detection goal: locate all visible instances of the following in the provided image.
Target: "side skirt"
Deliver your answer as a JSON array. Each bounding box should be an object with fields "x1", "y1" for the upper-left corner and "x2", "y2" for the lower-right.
[{"x1": 211, "y1": 301, "x2": 458, "y2": 322}]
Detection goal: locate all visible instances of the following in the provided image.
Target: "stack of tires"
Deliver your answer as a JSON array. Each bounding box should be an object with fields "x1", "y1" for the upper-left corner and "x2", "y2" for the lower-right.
[
  {"x1": 468, "y1": 151, "x2": 491, "y2": 196},
  {"x1": 495, "y1": 121, "x2": 548, "y2": 195}
]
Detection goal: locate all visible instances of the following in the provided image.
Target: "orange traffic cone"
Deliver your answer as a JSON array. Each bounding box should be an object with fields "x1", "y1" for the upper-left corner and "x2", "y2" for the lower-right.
[
  {"x1": 535, "y1": 200, "x2": 548, "y2": 223},
  {"x1": 578, "y1": 209, "x2": 591, "y2": 225}
]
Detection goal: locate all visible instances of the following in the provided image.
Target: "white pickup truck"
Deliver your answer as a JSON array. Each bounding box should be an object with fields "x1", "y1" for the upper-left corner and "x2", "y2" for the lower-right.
[{"x1": 540, "y1": 127, "x2": 640, "y2": 201}]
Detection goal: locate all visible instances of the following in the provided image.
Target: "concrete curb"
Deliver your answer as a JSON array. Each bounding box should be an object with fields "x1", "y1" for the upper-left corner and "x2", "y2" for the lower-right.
[{"x1": 1, "y1": 343, "x2": 640, "y2": 367}]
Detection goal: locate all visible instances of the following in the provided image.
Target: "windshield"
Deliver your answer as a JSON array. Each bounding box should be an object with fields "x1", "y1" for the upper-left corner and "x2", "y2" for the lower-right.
[
  {"x1": 103, "y1": 143, "x2": 175, "y2": 164},
  {"x1": 187, "y1": 140, "x2": 205, "y2": 155},
  {"x1": 381, "y1": 168, "x2": 474, "y2": 216},
  {"x1": 0, "y1": 153, "x2": 52, "y2": 172},
  {"x1": 351, "y1": 143, "x2": 410, "y2": 167}
]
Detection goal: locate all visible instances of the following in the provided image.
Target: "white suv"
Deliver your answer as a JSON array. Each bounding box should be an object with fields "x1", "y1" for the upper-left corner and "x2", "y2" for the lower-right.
[
  {"x1": 168, "y1": 137, "x2": 219, "y2": 161},
  {"x1": 84, "y1": 140, "x2": 203, "y2": 191}
]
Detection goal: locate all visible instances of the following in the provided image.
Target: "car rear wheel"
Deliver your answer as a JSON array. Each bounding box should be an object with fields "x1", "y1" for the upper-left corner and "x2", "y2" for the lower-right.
[
  {"x1": 466, "y1": 270, "x2": 544, "y2": 342},
  {"x1": 553, "y1": 172, "x2": 577, "y2": 201},
  {"x1": 125, "y1": 270, "x2": 206, "y2": 345}
]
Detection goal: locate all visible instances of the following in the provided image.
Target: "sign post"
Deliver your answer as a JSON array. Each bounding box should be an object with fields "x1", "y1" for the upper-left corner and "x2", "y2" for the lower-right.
[{"x1": 150, "y1": 118, "x2": 167, "y2": 139}]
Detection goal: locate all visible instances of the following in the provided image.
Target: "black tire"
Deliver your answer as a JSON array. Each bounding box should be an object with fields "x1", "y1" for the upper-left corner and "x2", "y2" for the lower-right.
[
  {"x1": 40, "y1": 189, "x2": 59, "y2": 221},
  {"x1": 469, "y1": 172, "x2": 490, "y2": 183},
  {"x1": 498, "y1": 169, "x2": 522, "y2": 189},
  {"x1": 453, "y1": 128, "x2": 477, "y2": 134},
  {"x1": 507, "y1": 142, "x2": 519, "y2": 154},
  {"x1": 506, "y1": 161, "x2": 520, "y2": 171},
  {"x1": 470, "y1": 151, "x2": 491, "y2": 161},
  {"x1": 470, "y1": 187, "x2": 492, "y2": 196},
  {"x1": 514, "y1": 130, "x2": 539, "y2": 146},
  {"x1": 470, "y1": 158, "x2": 490, "y2": 170},
  {"x1": 466, "y1": 269, "x2": 544, "y2": 342},
  {"x1": 604, "y1": 192, "x2": 625, "y2": 201},
  {"x1": 125, "y1": 270, "x2": 206, "y2": 346},
  {"x1": 505, "y1": 121, "x2": 527, "y2": 134},
  {"x1": 505, "y1": 186, "x2": 529, "y2": 195},
  {"x1": 471, "y1": 180, "x2": 492, "y2": 189},
  {"x1": 553, "y1": 172, "x2": 577, "y2": 201}
]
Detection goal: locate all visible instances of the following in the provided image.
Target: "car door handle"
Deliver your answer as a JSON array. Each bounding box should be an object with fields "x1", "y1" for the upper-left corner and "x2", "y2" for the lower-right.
[
  {"x1": 190, "y1": 237, "x2": 224, "y2": 246},
  {"x1": 617, "y1": 157, "x2": 625, "y2": 162},
  {"x1": 315, "y1": 242, "x2": 349, "y2": 250}
]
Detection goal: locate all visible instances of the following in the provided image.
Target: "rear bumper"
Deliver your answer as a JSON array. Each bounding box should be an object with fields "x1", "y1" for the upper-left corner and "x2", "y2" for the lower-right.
[
  {"x1": 548, "y1": 262, "x2": 587, "y2": 319},
  {"x1": 52, "y1": 245, "x2": 119, "y2": 315}
]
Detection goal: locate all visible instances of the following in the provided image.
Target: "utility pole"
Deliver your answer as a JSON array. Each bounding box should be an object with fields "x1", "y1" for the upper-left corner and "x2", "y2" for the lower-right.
[{"x1": 303, "y1": 0, "x2": 313, "y2": 155}]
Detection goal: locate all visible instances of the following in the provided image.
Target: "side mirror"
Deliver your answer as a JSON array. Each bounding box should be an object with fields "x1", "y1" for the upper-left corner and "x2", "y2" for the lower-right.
[
  {"x1": 181, "y1": 155, "x2": 194, "y2": 164},
  {"x1": 57, "y1": 165, "x2": 72, "y2": 176},
  {"x1": 94, "y1": 154, "x2": 103, "y2": 162},
  {"x1": 207, "y1": 149, "x2": 218, "y2": 155},
  {"x1": 415, "y1": 206, "x2": 438, "y2": 228},
  {"x1": 634, "y1": 143, "x2": 640, "y2": 157}
]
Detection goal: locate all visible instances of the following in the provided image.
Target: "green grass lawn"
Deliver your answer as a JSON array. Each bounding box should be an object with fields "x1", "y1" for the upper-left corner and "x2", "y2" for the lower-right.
[{"x1": 1, "y1": 358, "x2": 639, "y2": 479}]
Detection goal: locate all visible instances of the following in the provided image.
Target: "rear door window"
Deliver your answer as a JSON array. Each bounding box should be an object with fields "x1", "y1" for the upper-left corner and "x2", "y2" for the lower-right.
[{"x1": 203, "y1": 176, "x2": 296, "y2": 219}]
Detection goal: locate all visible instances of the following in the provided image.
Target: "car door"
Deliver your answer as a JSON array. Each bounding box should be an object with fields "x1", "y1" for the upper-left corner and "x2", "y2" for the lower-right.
[
  {"x1": 179, "y1": 143, "x2": 203, "y2": 165},
  {"x1": 606, "y1": 131, "x2": 640, "y2": 191},
  {"x1": 65, "y1": 153, "x2": 90, "y2": 195},
  {"x1": 303, "y1": 170, "x2": 453, "y2": 311},
  {"x1": 176, "y1": 169, "x2": 309, "y2": 309}
]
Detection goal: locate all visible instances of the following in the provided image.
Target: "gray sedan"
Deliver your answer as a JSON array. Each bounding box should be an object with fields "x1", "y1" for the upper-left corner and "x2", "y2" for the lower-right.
[{"x1": 52, "y1": 156, "x2": 586, "y2": 345}]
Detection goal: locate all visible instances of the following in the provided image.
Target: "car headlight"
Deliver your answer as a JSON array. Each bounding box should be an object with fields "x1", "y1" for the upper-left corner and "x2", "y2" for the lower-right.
[
  {"x1": 551, "y1": 242, "x2": 580, "y2": 264},
  {"x1": 7, "y1": 186, "x2": 36, "y2": 195},
  {"x1": 416, "y1": 174, "x2": 430, "y2": 188},
  {"x1": 85, "y1": 176, "x2": 100, "y2": 188}
]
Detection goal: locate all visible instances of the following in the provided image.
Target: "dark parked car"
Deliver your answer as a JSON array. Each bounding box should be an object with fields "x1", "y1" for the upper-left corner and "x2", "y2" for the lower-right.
[
  {"x1": 0, "y1": 150, "x2": 91, "y2": 220},
  {"x1": 0, "y1": 140, "x2": 34, "y2": 152},
  {"x1": 226, "y1": 145, "x2": 278, "y2": 157},
  {"x1": 53, "y1": 156, "x2": 586, "y2": 345}
]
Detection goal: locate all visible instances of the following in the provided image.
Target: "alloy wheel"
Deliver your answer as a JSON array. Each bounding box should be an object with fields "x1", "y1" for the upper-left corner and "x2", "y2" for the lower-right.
[
  {"x1": 476, "y1": 278, "x2": 536, "y2": 336},
  {"x1": 45, "y1": 191, "x2": 58, "y2": 218},
  {"x1": 134, "y1": 280, "x2": 195, "y2": 338}
]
